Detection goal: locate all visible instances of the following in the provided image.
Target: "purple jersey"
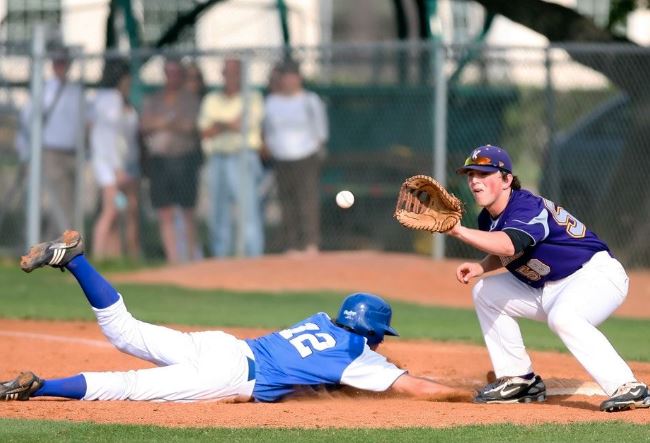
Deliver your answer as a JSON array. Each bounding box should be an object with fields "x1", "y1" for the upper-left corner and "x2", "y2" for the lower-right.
[{"x1": 478, "y1": 189, "x2": 609, "y2": 288}]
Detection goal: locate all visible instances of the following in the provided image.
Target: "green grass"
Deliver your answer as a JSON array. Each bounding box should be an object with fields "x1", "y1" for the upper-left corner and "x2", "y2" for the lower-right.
[
  {"x1": 0, "y1": 419, "x2": 649, "y2": 442},
  {"x1": 2, "y1": 265, "x2": 650, "y2": 361}
]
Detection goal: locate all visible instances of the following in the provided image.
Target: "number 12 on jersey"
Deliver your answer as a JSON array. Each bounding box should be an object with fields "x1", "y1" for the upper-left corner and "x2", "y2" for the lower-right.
[{"x1": 279, "y1": 323, "x2": 337, "y2": 357}]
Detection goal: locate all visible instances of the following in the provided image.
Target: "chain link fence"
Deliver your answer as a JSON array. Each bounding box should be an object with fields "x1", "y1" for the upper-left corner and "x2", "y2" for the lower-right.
[{"x1": 1, "y1": 42, "x2": 648, "y2": 266}]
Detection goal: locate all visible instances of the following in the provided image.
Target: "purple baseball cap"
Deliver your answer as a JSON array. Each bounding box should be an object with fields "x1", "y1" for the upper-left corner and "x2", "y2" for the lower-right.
[{"x1": 456, "y1": 145, "x2": 513, "y2": 174}]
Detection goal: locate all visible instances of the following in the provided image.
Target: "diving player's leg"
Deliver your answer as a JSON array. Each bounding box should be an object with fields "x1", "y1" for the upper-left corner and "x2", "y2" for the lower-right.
[
  {"x1": 66, "y1": 252, "x2": 120, "y2": 309},
  {"x1": 13, "y1": 362, "x2": 249, "y2": 402},
  {"x1": 92, "y1": 295, "x2": 197, "y2": 366},
  {"x1": 0, "y1": 371, "x2": 86, "y2": 401},
  {"x1": 473, "y1": 272, "x2": 545, "y2": 377},
  {"x1": 67, "y1": 253, "x2": 196, "y2": 366},
  {"x1": 21, "y1": 231, "x2": 197, "y2": 367},
  {"x1": 81, "y1": 365, "x2": 236, "y2": 402},
  {"x1": 82, "y1": 333, "x2": 253, "y2": 402},
  {"x1": 542, "y1": 252, "x2": 634, "y2": 395},
  {"x1": 32, "y1": 374, "x2": 87, "y2": 399}
]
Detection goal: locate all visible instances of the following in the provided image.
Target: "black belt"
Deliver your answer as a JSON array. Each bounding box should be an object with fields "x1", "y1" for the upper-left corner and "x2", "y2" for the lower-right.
[{"x1": 246, "y1": 356, "x2": 256, "y2": 382}]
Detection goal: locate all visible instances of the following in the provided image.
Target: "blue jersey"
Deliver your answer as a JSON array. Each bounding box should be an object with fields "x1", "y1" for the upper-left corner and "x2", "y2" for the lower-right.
[
  {"x1": 245, "y1": 312, "x2": 405, "y2": 402},
  {"x1": 478, "y1": 189, "x2": 609, "y2": 288}
]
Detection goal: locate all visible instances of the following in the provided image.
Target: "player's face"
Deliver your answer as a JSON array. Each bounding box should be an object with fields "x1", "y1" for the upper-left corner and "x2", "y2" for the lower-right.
[{"x1": 466, "y1": 170, "x2": 507, "y2": 208}]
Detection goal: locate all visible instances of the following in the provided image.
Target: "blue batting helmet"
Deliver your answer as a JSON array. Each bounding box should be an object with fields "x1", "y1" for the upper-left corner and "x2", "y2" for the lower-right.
[{"x1": 335, "y1": 293, "x2": 399, "y2": 345}]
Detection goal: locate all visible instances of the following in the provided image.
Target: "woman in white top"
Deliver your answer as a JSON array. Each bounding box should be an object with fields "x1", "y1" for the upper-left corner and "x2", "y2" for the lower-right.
[
  {"x1": 262, "y1": 62, "x2": 328, "y2": 255},
  {"x1": 90, "y1": 59, "x2": 141, "y2": 260}
]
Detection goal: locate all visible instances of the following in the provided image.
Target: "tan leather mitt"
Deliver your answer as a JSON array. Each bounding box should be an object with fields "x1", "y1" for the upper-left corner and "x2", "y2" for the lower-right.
[{"x1": 394, "y1": 175, "x2": 464, "y2": 233}]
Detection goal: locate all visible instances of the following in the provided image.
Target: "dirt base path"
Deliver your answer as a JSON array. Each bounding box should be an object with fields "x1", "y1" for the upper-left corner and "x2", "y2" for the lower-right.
[
  {"x1": 1, "y1": 319, "x2": 650, "y2": 428},
  {"x1": 112, "y1": 252, "x2": 650, "y2": 318}
]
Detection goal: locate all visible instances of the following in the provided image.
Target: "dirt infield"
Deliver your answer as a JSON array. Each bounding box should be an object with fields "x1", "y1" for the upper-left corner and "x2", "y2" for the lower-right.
[{"x1": 2, "y1": 252, "x2": 650, "y2": 428}]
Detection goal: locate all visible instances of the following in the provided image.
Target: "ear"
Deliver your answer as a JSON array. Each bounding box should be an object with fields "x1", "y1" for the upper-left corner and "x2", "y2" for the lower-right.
[{"x1": 502, "y1": 173, "x2": 513, "y2": 189}]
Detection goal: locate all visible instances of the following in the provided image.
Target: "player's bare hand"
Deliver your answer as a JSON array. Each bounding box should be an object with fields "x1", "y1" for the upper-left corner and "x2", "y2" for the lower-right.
[{"x1": 456, "y1": 262, "x2": 483, "y2": 284}]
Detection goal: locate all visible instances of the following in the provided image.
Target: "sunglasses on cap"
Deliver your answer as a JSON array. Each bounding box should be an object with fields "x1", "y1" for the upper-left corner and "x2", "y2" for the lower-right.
[{"x1": 462, "y1": 155, "x2": 510, "y2": 172}]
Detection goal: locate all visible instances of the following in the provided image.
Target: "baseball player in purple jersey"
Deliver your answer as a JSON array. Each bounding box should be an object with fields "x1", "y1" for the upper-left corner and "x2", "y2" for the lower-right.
[
  {"x1": 1, "y1": 231, "x2": 466, "y2": 403},
  {"x1": 447, "y1": 145, "x2": 650, "y2": 412}
]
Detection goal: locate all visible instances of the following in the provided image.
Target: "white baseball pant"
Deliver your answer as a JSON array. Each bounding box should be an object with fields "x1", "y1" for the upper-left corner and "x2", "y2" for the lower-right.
[
  {"x1": 81, "y1": 296, "x2": 256, "y2": 402},
  {"x1": 472, "y1": 251, "x2": 634, "y2": 396}
]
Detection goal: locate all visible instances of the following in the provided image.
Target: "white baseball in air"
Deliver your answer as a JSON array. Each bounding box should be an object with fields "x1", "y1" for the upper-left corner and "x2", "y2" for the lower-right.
[{"x1": 336, "y1": 190, "x2": 355, "y2": 209}]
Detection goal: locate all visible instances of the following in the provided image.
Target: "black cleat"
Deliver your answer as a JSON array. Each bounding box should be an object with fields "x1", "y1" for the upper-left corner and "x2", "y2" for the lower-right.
[
  {"x1": 600, "y1": 382, "x2": 650, "y2": 412},
  {"x1": 474, "y1": 374, "x2": 546, "y2": 404},
  {"x1": 0, "y1": 371, "x2": 43, "y2": 401},
  {"x1": 20, "y1": 230, "x2": 84, "y2": 273}
]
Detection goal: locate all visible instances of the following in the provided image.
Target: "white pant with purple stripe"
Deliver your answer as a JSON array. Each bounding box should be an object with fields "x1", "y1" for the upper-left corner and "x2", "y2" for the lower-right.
[
  {"x1": 81, "y1": 296, "x2": 255, "y2": 402},
  {"x1": 473, "y1": 251, "x2": 634, "y2": 396}
]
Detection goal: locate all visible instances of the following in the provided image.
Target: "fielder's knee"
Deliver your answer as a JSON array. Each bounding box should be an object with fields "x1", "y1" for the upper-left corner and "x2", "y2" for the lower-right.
[{"x1": 546, "y1": 308, "x2": 577, "y2": 335}]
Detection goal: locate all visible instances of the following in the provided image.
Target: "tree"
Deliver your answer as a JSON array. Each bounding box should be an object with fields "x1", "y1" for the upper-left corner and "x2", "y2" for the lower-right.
[
  {"x1": 105, "y1": 0, "x2": 228, "y2": 50},
  {"x1": 473, "y1": 0, "x2": 650, "y2": 266}
]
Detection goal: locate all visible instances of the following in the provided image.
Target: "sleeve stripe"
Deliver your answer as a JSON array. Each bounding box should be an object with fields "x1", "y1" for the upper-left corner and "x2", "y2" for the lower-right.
[{"x1": 503, "y1": 227, "x2": 538, "y2": 246}]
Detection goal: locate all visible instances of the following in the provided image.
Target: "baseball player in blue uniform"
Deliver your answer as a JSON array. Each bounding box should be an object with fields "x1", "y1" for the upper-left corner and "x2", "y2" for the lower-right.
[
  {"x1": 1, "y1": 230, "x2": 465, "y2": 403},
  {"x1": 448, "y1": 145, "x2": 650, "y2": 412}
]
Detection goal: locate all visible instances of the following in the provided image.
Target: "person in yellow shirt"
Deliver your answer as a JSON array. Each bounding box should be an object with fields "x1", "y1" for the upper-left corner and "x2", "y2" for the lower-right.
[{"x1": 198, "y1": 59, "x2": 265, "y2": 257}]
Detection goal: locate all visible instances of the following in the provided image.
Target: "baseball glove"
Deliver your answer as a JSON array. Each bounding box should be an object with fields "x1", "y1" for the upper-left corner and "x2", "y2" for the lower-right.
[{"x1": 394, "y1": 175, "x2": 464, "y2": 233}]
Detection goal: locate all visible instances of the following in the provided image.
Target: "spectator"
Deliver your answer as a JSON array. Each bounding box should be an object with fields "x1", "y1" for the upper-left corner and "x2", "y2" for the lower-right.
[
  {"x1": 178, "y1": 60, "x2": 207, "y2": 260},
  {"x1": 264, "y1": 63, "x2": 283, "y2": 97},
  {"x1": 198, "y1": 58, "x2": 265, "y2": 257},
  {"x1": 140, "y1": 58, "x2": 201, "y2": 263},
  {"x1": 17, "y1": 44, "x2": 85, "y2": 239},
  {"x1": 257, "y1": 63, "x2": 285, "y2": 233},
  {"x1": 262, "y1": 61, "x2": 328, "y2": 255},
  {"x1": 90, "y1": 58, "x2": 141, "y2": 260},
  {"x1": 184, "y1": 61, "x2": 207, "y2": 99}
]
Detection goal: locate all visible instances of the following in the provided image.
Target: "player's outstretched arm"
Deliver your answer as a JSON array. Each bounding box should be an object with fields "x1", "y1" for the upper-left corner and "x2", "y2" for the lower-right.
[
  {"x1": 447, "y1": 224, "x2": 515, "y2": 257},
  {"x1": 389, "y1": 374, "x2": 471, "y2": 402}
]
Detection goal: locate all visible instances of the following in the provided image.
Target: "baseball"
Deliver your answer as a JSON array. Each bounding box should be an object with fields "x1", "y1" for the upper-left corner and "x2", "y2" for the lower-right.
[{"x1": 336, "y1": 190, "x2": 355, "y2": 209}]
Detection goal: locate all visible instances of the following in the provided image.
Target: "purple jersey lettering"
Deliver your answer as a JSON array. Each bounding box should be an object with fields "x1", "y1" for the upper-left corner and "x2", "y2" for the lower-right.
[{"x1": 478, "y1": 189, "x2": 609, "y2": 288}]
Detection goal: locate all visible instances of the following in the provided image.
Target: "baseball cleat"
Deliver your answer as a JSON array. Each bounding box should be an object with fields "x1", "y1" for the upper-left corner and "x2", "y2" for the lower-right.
[
  {"x1": 600, "y1": 382, "x2": 650, "y2": 412},
  {"x1": 20, "y1": 230, "x2": 84, "y2": 273},
  {"x1": 0, "y1": 371, "x2": 43, "y2": 401},
  {"x1": 474, "y1": 374, "x2": 546, "y2": 404}
]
